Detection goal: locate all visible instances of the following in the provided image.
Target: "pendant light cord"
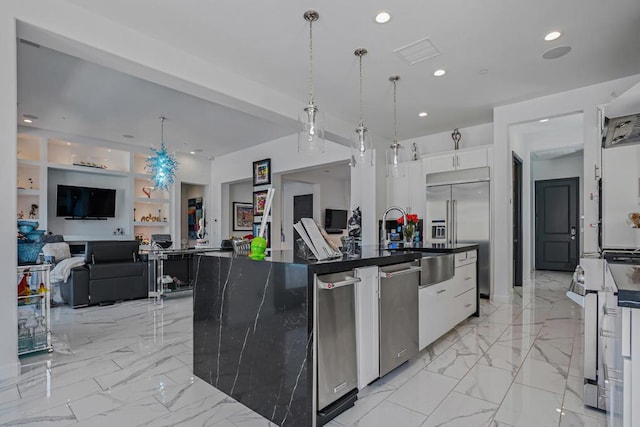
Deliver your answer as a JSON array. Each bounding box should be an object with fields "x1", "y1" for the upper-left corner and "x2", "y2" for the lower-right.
[
  {"x1": 308, "y1": 19, "x2": 314, "y2": 104},
  {"x1": 393, "y1": 79, "x2": 398, "y2": 144},
  {"x1": 160, "y1": 116, "x2": 165, "y2": 147},
  {"x1": 359, "y1": 54, "x2": 364, "y2": 126}
]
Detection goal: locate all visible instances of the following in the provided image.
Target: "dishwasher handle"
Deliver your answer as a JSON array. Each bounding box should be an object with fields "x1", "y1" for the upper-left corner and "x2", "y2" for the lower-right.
[
  {"x1": 380, "y1": 266, "x2": 422, "y2": 279},
  {"x1": 317, "y1": 276, "x2": 361, "y2": 290}
]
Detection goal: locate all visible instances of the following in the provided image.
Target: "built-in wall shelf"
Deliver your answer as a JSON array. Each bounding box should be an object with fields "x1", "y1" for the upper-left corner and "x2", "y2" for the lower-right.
[
  {"x1": 17, "y1": 159, "x2": 40, "y2": 167},
  {"x1": 17, "y1": 189, "x2": 40, "y2": 196},
  {"x1": 47, "y1": 162, "x2": 130, "y2": 177},
  {"x1": 134, "y1": 197, "x2": 169, "y2": 204},
  {"x1": 16, "y1": 131, "x2": 175, "y2": 241}
]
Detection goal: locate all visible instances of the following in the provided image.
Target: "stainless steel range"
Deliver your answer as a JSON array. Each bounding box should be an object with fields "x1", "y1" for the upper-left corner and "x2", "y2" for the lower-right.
[{"x1": 569, "y1": 252, "x2": 631, "y2": 423}]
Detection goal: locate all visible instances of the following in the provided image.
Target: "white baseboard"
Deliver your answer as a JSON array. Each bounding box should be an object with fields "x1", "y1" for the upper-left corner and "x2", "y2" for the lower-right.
[{"x1": 0, "y1": 359, "x2": 19, "y2": 382}]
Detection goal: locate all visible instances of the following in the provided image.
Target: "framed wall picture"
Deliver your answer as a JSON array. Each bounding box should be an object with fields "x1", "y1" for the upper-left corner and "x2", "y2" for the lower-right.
[
  {"x1": 252, "y1": 158, "x2": 271, "y2": 186},
  {"x1": 253, "y1": 190, "x2": 269, "y2": 216},
  {"x1": 233, "y1": 202, "x2": 253, "y2": 231}
]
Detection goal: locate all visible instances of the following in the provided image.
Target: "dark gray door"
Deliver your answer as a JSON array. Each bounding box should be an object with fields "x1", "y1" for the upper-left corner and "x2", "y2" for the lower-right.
[
  {"x1": 535, "y1": 177, "x2": 579, "y2": 271},
  {"x1": 293, "y1": 194, "x2": 313, "y2": 253},
  {"x1": 513, "y1": 154, "x2": 523, "y2": 286}
]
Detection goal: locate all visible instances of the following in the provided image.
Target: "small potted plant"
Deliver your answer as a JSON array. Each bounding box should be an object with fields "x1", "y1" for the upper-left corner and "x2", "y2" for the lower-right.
[
  {"x1": 397, "y1": 213, "x2": 419, "y2": 247},
  {"x1": 628, "y1": 212, "x2": 640, "y2": 247}
]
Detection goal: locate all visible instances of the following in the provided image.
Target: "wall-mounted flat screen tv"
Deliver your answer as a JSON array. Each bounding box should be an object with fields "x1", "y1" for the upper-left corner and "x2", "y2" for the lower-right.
[
  {"x1": 324, "y1": 208, "x2": 348, "y2": 230},
  {"x1": 56, "y1": 185, "x2": 116, "y2": 218}
]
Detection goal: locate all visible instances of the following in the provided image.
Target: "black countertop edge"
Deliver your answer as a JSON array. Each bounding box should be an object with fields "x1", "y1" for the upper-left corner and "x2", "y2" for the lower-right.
[
  {"x1": 391, "y1": 243, "x2": 479, "y2": 254},
  {"x1": 608, "y1": 263, "x2": 640, "y2": 308}
]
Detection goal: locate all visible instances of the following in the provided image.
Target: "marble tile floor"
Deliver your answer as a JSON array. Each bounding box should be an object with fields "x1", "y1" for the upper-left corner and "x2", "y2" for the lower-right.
[{"x1": 0, "y1": 270, "x2": 606, "y2": 426}]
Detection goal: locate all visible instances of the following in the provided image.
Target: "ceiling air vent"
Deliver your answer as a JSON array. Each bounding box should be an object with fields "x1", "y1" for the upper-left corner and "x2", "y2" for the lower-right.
[{"x1": 393, "y1": 37, "x2": 441, "y2": 66}]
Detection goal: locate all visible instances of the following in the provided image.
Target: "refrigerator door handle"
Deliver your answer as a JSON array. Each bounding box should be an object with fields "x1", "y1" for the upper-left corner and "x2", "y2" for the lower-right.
[
  {"x1": 453, "y1": 199, "x2": 457, "y2": 243},
  {"x1": 446, "y1": 200, "x2": 451, "y2": 244}
]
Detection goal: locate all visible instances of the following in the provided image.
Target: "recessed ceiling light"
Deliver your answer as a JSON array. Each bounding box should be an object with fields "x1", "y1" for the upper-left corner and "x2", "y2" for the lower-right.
[
  {"x1": 375, "y1": 11, "x2": 391, "y2": 24},
  {"x1": 433, "y1": 69, "x2": 446, "y2": 77},
  {"x1": 23, "y1": 119, "x2": 32, "y2": 123},
  {"x1": 539, "y1": 118, "x2": 549, "y2": 123},
  {"x1": 418, "y1": 112, "x2": 428, "y2": 117},
  {"x1": 66, "y1": 142, "x2": 71, "y2": 146},
  {"x1": 544, "y1": 31, "x2": 562, "y2": 41},
  {"x1": 190, "y1": 151, "x2": 195, "y2": 155},
  {"x1": 107, "y1": 149, "x2": 112, "y2": 152}
]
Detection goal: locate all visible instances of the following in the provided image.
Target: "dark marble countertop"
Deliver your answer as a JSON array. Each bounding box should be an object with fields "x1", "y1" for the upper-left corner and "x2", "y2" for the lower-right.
[
  {"x1": 609, "y1": 263, "x2": 640, "y2": 308},
  {"x1": 390, "y1": 243, "x2": 479, "y2": 254},
  {"x1": 201, "y1": 245, "x2": 422, "y2": 274}
]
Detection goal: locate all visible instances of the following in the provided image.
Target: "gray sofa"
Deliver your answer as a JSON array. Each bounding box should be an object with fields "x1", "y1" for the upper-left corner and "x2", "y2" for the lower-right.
[{"x1": 60, "y1": 240, "x2": 146, "y2": 308}]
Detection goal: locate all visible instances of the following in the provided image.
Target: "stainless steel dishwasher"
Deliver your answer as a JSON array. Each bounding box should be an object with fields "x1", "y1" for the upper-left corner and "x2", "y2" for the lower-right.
[
  {"x1": 378, "y1": 262, "x2": 422, "y2": 377},
  {"x1": 316, "y1": 271, "x2": 359, "y2": 423}
]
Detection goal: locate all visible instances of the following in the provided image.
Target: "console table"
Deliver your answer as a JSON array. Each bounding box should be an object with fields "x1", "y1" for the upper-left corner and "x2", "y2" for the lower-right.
[{"x1": 144, "y1": 247, "x2": 219, "y2": 301}]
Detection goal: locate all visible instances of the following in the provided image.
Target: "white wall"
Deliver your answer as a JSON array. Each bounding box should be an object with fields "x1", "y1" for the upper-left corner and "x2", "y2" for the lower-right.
[
  {"x1": 0, "y1": 12, "x2": 19, "y2": 379},
  {"x1": 493, "y1": 74, "x2": 640, "y2": 303}
]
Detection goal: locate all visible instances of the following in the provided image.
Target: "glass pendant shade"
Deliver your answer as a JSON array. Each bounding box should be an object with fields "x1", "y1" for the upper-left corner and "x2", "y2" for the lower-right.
[
  {"x1": 298, "y1": 10, "x2": 325, "y2": 155},
  {"x1": 350, "y1": 124, "x2": 373, "y2": 167},
  {"x1": 386, "y1": 142, "x2": 407, "y2": 177},
  {"x1": 298, "y1": 103, "x2": 325, "y2": 154}
]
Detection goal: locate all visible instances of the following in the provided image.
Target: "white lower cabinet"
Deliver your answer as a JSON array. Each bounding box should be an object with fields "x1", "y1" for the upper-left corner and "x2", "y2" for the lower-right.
[
  {"x1": 354, "y1": 266, "x2": 379, "y2": 389},
  {"x1": 419, "y1": 251, "x2": 477, "y2": 351}
]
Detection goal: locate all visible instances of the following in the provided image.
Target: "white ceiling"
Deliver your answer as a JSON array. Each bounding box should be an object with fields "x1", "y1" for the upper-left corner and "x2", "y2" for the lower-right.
[{"x1": 16, "y1": 0, "x2": 640, "y2": 157}]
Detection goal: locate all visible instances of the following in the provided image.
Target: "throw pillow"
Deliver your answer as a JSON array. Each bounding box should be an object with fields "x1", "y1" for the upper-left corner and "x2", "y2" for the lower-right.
[{"x1": 42, "y1": 242, "x2": 71, "y2": 262}]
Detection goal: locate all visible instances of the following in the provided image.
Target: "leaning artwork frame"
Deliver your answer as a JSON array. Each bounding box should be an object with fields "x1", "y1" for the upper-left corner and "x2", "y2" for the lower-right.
[
  {"x1": 252, "y1": 158, "x2": 271, "y2": 186},
  {"x1": 232, "y1": 202, "x2": 253, "y2": 231}
]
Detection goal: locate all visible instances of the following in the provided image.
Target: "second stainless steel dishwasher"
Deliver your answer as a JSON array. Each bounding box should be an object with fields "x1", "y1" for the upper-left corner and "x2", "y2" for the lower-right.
[{"x1": 379, "y1": 262, "x2": 422, "y2": 376}]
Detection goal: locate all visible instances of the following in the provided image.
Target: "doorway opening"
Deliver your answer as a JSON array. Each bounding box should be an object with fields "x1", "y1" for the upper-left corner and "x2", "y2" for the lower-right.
[
  {"x1": 181, "y1": 182, "x2": 206, "y2": 248},
  {"x1": 534, "y1": 177, "x2": 579, "y2": 271},
  {"x1": 512, "y1": 153, "x2": 523, "y2": 286}
]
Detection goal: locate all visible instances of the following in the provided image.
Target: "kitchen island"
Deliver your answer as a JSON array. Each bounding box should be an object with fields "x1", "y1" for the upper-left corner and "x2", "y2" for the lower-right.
[{"x1": 192, "y1": 245, "x2": 477, "y2": 426}]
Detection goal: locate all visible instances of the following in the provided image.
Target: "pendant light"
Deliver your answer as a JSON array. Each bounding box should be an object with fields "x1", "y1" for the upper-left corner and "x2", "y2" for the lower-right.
[
  {"x1": 146, "y1": 116, "x2": 179, "y2": 191},
  {"x1": 298, "y1": 10, "x2": 325, "y2": 154},
  {"x1": 351, "y1": 48, "x2": 373, "y2": 168},
  {"x1": 387, "y1": 76, "x2": 406, "y2": 177}
]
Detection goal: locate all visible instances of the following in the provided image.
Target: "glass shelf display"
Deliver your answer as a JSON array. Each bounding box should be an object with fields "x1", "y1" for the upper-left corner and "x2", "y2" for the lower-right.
[{"x1": 17, "y1": 265, "x2": 52, "y2": 356}]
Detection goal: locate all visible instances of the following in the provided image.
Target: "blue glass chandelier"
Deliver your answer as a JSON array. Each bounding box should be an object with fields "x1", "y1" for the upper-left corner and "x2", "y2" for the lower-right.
[{"x1": 146, "y1": 116, "x2": 178, "y2": 190}]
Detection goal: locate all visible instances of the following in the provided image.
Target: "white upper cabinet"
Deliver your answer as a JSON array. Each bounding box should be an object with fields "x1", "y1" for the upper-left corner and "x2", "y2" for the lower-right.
[{"x1": 422, "y1": 146, "x2": 493, "y2": 174}]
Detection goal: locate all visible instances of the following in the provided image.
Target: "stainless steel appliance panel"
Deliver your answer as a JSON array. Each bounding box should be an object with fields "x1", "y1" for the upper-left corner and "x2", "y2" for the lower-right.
[
  {"x1": 316, "y1": 272, "x2": 359, "y2": 411},
  {"x1": 425, "y1": 186, "x2": 452, "y2": 244},
  {"x1": 379, "y1": 263, "x2": 420, "y2": 377},
  {"x1": 420, "y1": 254, "x2": 454, "y2": 287},
  {"x1": 452, "y1": 181, "x2": 491, "y2": 296}
]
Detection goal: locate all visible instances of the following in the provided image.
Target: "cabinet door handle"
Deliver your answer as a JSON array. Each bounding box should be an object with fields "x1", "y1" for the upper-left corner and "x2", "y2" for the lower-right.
[
  {"x1": 452, "y1": 156, "x2": 455, "y2": 169},
  {"x1": 464, "y1": 303, "x2": 472, "y2": 308},
  {"x1": 437, "y1": 289, "x2": 447, "y2": 294},
  {"x1": 464, "y1": 276, "x2": 472, "y2": 281}
]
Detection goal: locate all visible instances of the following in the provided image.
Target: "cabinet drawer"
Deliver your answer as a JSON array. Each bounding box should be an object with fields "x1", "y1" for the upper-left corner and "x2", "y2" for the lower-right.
[
  {"x1": 419, "y1": 279, "x2": 454, "y2": 350},
  {"x1": 455, "y1": 251, "x2": 476, "y2": 267},
  {"x1": 456, "y1": 288, "x2": 476, "y2": 321},
  {"x1": 450, "y1": 263, "x2": 476, "y2": 297}
]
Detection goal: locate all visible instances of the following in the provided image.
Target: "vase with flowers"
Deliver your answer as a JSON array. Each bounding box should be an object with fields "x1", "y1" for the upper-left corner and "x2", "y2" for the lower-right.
[{"x1": 397, "y1": 213, "x2": 419, "y2": 247}]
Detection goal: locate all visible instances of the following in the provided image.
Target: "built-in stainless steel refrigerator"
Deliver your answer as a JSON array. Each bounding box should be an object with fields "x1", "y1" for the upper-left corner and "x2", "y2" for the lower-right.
[{"x1": 425, "y1": 167, "x2": 491, "y2": 297}]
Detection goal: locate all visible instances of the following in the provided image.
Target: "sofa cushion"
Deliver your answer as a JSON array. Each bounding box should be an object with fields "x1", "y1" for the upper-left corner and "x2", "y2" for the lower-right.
[
  {"x1": 85, "y1": 240, "x2": 139, "y2": 264},
  {"x1": 87, "y1": 262, "x2": 144, "y2": 280}
]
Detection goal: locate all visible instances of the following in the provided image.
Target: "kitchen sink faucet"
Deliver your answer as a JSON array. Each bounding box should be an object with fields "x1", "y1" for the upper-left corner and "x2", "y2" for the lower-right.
[{"x1": 381, "y1": 206, "x2": 407, "y2": 248}]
